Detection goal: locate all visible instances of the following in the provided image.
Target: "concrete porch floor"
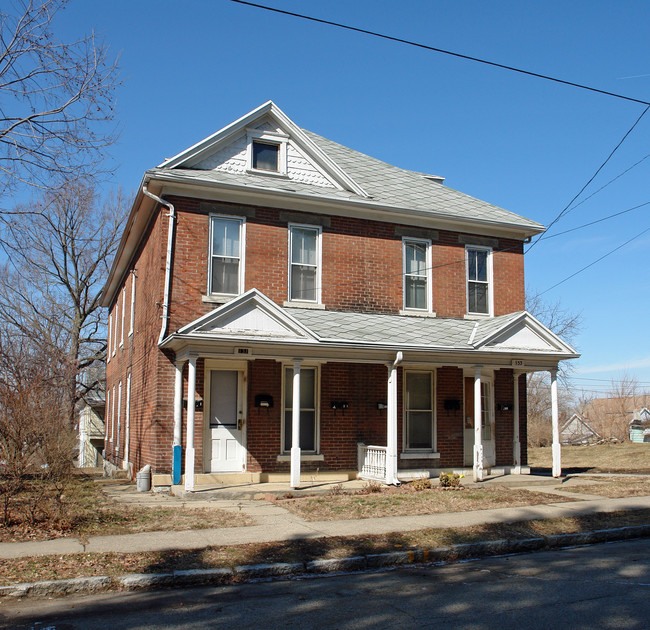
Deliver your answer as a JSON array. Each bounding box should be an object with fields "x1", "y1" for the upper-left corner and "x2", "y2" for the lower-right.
[{"x1": 168, "y1": 472, "x2": 563, "y2": 501}]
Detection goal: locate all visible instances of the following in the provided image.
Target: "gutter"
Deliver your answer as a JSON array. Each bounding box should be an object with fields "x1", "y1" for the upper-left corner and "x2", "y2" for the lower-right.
[{"x1": 141, "y1": 186, "x2": 176, "y2": 345}]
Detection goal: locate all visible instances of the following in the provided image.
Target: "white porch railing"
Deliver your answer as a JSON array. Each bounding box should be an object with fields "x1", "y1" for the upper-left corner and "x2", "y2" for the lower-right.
[{"x1": 357, "y1": 443, "x2": 387, "y2": 482}]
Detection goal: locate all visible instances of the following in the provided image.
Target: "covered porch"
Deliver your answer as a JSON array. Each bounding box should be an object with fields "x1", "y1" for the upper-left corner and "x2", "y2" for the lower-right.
[{"x1": 160, "y1": 289, "x2": 578, "y2": 491}]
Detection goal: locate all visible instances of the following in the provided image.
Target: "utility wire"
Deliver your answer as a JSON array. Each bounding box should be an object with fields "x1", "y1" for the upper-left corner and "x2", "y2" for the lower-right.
[
  {"x1": 230, "y1": 0, "x2": 650, "y2": 106},
  {"x1": 539, "y1": 200, "x2": 650, "y2": 241},
  {"x1": 526, "y1": 104, "x2": 650, "y2": 252},
  {"x1": 539, "y1": 224, "x2": 650, "y2": 296}
]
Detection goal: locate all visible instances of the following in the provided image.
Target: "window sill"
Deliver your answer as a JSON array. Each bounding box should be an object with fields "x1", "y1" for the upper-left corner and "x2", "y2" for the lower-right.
[
  {"x1": 202, "y1": 294, "x2": 236, "y2": 305},
  {"x1": 399, "y1": 310, "x2": 437, "y2": 318},
  {"x1": 246, "y1": 169, "x2": 289, "y2": 179},
  {"x1": 283, "y1": 301, "x2": 325, "y2": 310},
  {"x1": 400, "y1": 452, "x2": 440, "y2": 460},
  {"x1": 464, "y1": 313, "x2": 492, "y2": 320},
  {"x1": 276, "y1": 453, "x2": 325, "y2": 462}
]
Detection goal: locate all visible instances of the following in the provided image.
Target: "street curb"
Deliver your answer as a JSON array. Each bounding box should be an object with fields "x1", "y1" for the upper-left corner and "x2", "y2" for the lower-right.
[{"x1": 2, "y1": 524, "x2": 649, "y2": 598}]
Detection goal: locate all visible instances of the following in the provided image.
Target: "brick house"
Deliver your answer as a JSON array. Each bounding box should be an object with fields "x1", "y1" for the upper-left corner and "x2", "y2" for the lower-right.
[{"x1": 101, "y1": 101, "x2": 577, "y2": 490}]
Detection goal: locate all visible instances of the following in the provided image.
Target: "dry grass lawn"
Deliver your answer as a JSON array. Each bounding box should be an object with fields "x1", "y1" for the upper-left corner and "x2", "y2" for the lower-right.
[
  {"x1": 275, "y1": 485, "x2": 574, "y2": 521},
  {"x1": 0, "y1": 474, "x2": 253, "y2": 543},
  {"x1": 2, "y1": 509, "x2": 648, "y2": 587},
  {"x1": 562, "y1": 476, "x2": 650, "y2": 498},
  {"x1": 528, "y1": 442, "x2": 650, "y2": 473}
]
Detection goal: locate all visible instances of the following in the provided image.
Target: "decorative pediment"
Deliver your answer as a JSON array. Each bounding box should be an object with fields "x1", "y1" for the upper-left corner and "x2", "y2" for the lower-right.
[
  {"x1": 176, "y1": 289, "x2": 318, "y2": 341},
  {"x1": 473, "y1": 312, "x2": 577, "y2": 356},
  {"x1": 159, "y1": 101, "x2": 369, "y2": 197}
]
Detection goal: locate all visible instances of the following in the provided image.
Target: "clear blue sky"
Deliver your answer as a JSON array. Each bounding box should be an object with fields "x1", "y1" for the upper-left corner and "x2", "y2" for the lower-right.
[{"x1": 57, "y1": 0, "x2": 650, "y2": 397}]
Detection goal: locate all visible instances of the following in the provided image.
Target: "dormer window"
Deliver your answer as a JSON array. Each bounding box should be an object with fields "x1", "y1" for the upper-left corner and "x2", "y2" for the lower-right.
[
  {"x1": 252, "y1": 141, "x2": 279, "y2": 172},
  {"x1": 247, "y1": 128, "x2": 288, "y2": 175}
]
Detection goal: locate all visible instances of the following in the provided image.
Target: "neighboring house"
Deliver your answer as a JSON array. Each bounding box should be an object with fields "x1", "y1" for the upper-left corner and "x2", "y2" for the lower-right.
[
  {"x1": 77, "y1": 394, "x2": 105, "y2": 468},
  {"x1": 560, "y1": 413, "x2": 600, "y2": 445},
  {"x1": 581, "y1": 395, "x2": 650, "y2": 442},
  {"x1": 100, "y1": 101, "x2": 577, "y2": 490},
  {"x1": 629, "y1": 408, "x2": 650, "y2": 443}
]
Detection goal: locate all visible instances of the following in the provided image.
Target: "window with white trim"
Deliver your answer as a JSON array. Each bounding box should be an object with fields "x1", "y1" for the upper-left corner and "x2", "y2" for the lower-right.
[
  {"x1": 403, "y1": 238, "x2": 431, "y2": 311},
  {"x1": 120, "y1": 287, "x2": 125, "y2": 347},
  {"x1": 289, "y1": 225, "x2": 321, "y2": 303},
  {"x1": 481, "y1": 380, "x2": 493, "y2": 440},
  {"x1": 116, "y1": 381, "x2": 122, "y2": 454},
  {"x1": 107, "y1": 312, "x2": 112, "y2": 363},
  {"x1": 466, "y1": 246, "x2": 492, "y2": 315},
  {"x1": 112, "y1": 306, "x2": 117, "y2": 356},
  {"x1": 129, "y1": 271, "x2": 135, "y2": 336},
  {"x1": 209, "y1": 215, "x2": 244, "y2": 296},
  {"x1": 283, "y1": 366, "x2": 318, "y2": 452},
  {"x1": 247, "y1": 129, "x2": 288, "y2": 174},
  {"x1": 404, "y1": 371, "x2": 435, "y2": 450}
]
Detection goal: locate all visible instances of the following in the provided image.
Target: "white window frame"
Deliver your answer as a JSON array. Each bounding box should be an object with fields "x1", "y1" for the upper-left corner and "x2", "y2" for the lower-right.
[
  {"x1": 465, "y1": 245, "x2": 493, "y2": 316},
  {"x1": 402, "y1": 237, "x2": 432, "y2": 312},
  {"x1": 120, "y1": 287, "x2": 125, "y2": 348},
  {"x1": 287, "y1": 223, "x2": 322, "y2": 305},
  {"x1": 107, "y1": 312, "x2": 112, "y2": 363},
  {"x1": 116, "y1": 381, "x2": 122, "y2": 455},
  {"x1": 207, "y1": 214, "x2": 246, "y2": 298},
  {"x1": 281, "y1": 364, "x2": 320, "y2": 454},
  {"x1": 246, "y1": 128, "x2": 288, "y2": 175},
  {"x1": 129, "y1": 271, "x2": 135, "y2": 336},
  {"x1": 111, "y1": 384, "x2": 116, "y2": 444},
  {"x1": 480, "y1": 377, "x2": 495, "y2": 442},
  {"x1": 403, "y1": 370, "x2": 437, "y2": 452},
  {"x1": 112, "y1": 306, "x2": 117, "y2": 356}
]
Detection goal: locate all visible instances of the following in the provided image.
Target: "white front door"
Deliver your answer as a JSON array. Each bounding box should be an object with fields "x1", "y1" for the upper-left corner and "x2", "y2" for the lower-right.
[{"x1": 206, "y1": 369, "x2": 246, "y2": 473}]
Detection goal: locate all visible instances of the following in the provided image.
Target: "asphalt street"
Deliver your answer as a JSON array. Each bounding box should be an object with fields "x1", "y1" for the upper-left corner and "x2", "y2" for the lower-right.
[{"x1": 3, "y1": 537, "x2": 650, "y2": 629}]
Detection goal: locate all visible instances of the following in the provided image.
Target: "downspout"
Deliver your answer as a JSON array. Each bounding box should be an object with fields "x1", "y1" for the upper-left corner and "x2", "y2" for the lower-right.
[{"x1": 142, "y1": 186, "x2": 176, "y2": 345}]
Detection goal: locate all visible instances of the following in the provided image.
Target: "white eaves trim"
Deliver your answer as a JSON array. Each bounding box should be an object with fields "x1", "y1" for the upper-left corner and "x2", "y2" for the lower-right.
[{"x1": 159, "y1": 101, "x2": 370, "y2": 199}]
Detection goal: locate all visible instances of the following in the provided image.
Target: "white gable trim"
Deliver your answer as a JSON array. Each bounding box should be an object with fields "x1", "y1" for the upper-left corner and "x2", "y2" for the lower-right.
[
  {"x1": 473, "y1": 312, "x2": 578, "y2": 356},
  {"x1": 159, "y1": 101, "x2": 369, "y2": 199},
  {"x1": 173, "y1": 288, "x2": 319, "y2": 341}
]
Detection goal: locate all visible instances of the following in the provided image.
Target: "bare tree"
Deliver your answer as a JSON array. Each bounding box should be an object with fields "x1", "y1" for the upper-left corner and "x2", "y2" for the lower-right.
[
  {"x1": 525, "y1": 290, "x2": 582, "y2": 446},
  {"x1": 0, "y1": 180, "x2": 127, "y2": 425},
  {"x1": 0, "y1": 0, "x2": 119, "y2": 199}
]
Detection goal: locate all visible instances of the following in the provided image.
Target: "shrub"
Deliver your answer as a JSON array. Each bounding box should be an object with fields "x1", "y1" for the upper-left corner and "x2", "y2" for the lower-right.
[
  {"x1": 411, "y1": 476, "x2": 432, "y2": 491},
  {"x1": 439, "y1": 472, "x2": 464, "y2": 488},
  {"x1": 362, "y1": 480, "x2": 383, "y2": 493}
]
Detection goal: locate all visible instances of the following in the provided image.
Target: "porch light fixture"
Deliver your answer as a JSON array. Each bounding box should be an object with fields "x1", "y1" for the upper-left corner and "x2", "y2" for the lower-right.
[
  {"x1": 497, "y1": 403, "x2": 512, "y2": 411},
  {"x1": 377, "y1": 402, "x2": 387, "y2": 410}
]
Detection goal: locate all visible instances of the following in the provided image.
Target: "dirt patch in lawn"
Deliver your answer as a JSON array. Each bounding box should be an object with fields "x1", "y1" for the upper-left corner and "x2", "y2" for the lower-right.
[
  {"x1": 2, "y1": 509, "x2": 648, "y2": 587},
  {"x1": 0, "y1": 474, "x2": 253, "y2": 543},
  {"x1": 561, "y1": 476, "x2": 650, "y2": 498},
  {"x1": 273, "y1": 484, "x2": 575, "y2": 521},
  {"x1": 528, "y1": 443, "x2": 650, "y2": 474}
]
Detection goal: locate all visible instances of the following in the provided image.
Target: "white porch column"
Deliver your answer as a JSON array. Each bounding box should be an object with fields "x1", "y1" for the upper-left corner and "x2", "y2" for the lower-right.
[
  {"x1": 386, "y1": 352, "x2": 402, "y2": 485},
  {"x1": 473, "y1": 366, "x2": 484, "y2": 482},
  {"x1": 184, "y1": 354, "x2": 197, "y2": 492},
  {"x1": 513, "y1": 372, "x2": 521, "y2": 474},
  {"x1": 290, "y1": 359, "x2": 302, "y2": 489},
  {"x1": 551, "y1": 368, "x2": 562, "y2": 478}
]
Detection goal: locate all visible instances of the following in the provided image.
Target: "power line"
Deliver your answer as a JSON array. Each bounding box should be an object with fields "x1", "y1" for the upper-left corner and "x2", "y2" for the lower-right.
[
  {"x1": 539, "y1": 200, "x2": 650, "y2": 241},
  {"x1": 230, "y1": 0, "x2": 650, "y2": 106},
  {"x1": 526, "y1": 104, "x2": 650, "y2": 252},
  {"x1": 539, "y1": 224, "x2": 650, "y2": 296}
]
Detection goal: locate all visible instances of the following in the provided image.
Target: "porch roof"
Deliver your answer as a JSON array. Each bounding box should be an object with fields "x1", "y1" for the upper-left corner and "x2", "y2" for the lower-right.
[{"x1": 160, "y1": 289, "x2": 579, "y2": 365}]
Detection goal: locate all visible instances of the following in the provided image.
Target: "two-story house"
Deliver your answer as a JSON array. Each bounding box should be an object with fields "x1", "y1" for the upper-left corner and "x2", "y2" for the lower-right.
[{"x1": 101, "y1": 101, "x2": 577, "y2": 490}]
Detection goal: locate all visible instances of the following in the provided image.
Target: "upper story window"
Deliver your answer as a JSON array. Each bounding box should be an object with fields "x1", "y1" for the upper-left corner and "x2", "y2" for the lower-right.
[
  {"x1": 289, "y1": 224, "x2": 321, "y2": 303},
  {"x1": 252, "y1": 141, "x2": 279, "y2": 172},
  {"x1": 466, "y1": 246, "x2": 492, "y2": 315},
  {"x1": 403, "y1": 238, "x2": 431, "y2": 311},
  {"x1": 209, "y1": 215, "x2": 245, "y2": 296},
  {"x1": 247, "y1": 129, "x2": 288, "y2": 175}
]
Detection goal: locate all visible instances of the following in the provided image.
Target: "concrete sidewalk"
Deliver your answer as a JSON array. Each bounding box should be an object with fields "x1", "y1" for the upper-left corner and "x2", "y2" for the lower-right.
[{"x1": 2, "y1": 476, "x2": 650, "y2": 560}]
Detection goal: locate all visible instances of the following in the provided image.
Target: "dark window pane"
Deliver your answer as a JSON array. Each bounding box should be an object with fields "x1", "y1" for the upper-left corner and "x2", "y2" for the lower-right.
[
  {"x1": 211, "y1": 258, "x2": 239, "y2": 294},
  {"x1": 406, "y1": 372, "x2": 431, "y2": 409},
  {"x1": 253, "y1": 142, "x2": 279, "y2": 171},
  {"x1": 475, "y1": 250, "x2": 487, "y2": 281},
  {"x1": 284, "y1": 410, "x2": 316, "y2": 450},
  {"x1": 405, "y1": 276, "x2": 427, "y2": 309},
  {"x1": 408, "y1": 411, "x2": 432, "y2": 449},
  {"x1": 469, "y1": 282, "x2": 488, "y2": 314}
]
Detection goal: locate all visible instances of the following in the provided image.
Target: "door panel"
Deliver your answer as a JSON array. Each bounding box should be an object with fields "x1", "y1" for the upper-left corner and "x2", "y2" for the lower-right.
[{"x1": 207, "y1": 370, "x2": 246, "y2": 473}]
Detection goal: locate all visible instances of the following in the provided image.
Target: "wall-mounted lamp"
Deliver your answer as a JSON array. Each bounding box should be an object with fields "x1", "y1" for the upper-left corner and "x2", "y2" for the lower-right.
[
  {"x1": 497, "y1": 403, "x2": 512, "y2": 411},
  {"x1": 377, "y1": 402, "x2": 387, "y2": 410},
  {"x1": 255, "y1": 394, "x2": 274, "y2": 409}
]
